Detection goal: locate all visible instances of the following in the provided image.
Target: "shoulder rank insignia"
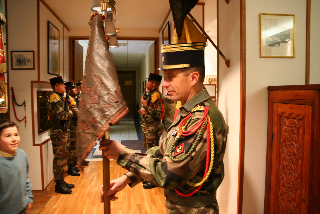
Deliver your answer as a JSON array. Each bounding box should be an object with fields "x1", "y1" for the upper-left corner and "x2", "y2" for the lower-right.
[{"x1": 174, "y1": 143, "x2": 184, "y2": 156}]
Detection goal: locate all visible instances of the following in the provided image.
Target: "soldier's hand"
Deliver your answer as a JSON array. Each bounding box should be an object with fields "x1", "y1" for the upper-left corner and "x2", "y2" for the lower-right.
[
  {"x1": 140, "y1": 107, "x2": 146, "y2": 115},
  {"x1": 141, "y1": 97, "x2": 148, "y2": 107},
  {"x1": 99, "y1": 139, "x2": 124, "y2": 160},
  {"x1": 68, "y1": 97, "x2": 73, "y2": 106},
  {"x1": 69, "y1": 110, "x2": 73, "y2": 115}
]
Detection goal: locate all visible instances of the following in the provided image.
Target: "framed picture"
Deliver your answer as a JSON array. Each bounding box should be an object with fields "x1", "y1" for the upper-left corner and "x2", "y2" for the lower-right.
[
  {"x1": 260, "y1": 13, "x2": 295, "y2": 58},
  {"x1": 162, "y1": 21, "x2": 171, "y2": 45},
  {"x1": 206, "y1": 75, "x2": 217, "y2": 85},
  {"x1": 37, "y1": 90, "x2": 52, "y2": 134},
  {"x1": 48, "y1": 21, "x2": 60, "y2": 75},
  {"x1": 11, "y1": 51, "x2": 35, "y2": 70}
]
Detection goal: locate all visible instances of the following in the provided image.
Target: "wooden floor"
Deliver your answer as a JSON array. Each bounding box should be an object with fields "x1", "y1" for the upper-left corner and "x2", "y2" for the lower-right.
[{"x1": 28, "y1": 160, "x2": 166, "y2": 214}]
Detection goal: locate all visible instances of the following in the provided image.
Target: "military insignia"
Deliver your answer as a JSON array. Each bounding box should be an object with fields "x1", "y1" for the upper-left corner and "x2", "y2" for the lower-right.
[
  {"x1": 54, "y1": 98, "x2": 57, "y2": 102},
  {"x1": 174, "y1": 143, "x2": 184, "y2": 156},
  {"x1": 171, "y1": 129, "x2": 177, "y2": 137},
  {"x1": 162, "y1": 56, "x2": 164, "y2": 62}
]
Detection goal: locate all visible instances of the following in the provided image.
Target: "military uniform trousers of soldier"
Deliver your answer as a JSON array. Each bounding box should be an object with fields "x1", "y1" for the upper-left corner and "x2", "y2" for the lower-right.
[{"x1": 49, "y1": 76, "x2": 77, "y2": 194}]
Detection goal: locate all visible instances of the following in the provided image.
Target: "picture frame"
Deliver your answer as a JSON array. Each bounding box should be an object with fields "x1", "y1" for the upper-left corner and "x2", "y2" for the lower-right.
[
  {"x1": 47, "y1": 21, "x2": 60, "y2": 75},
  {"x1": 37, "y1": 90, "x2": 52, "y2": 134},
  {"x1": 162, "y1": 21, "x2": 171, "y2": 45},
  {"x1": 260, "y1": 13, "x2": 295, "y2": 58},
  {"x1": 11, "y1": 51, "x2": 35, "y2": 70},
  {"x1": 206, "y1": 75, "x2": 217, "y2": 85}
]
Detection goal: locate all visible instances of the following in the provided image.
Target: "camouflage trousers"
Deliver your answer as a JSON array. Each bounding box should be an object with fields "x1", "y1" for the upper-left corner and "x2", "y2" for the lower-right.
[
  {"x1": 142, "y1": 123, "x2": 164, "y2": 150},
  {"x1": 51, "y1": 130, "x2": 70, "y2": 180},
  {"x1": 165, "y1": 190, "x2": 219, "y2": 214},
  {"x1": 67, "y1": 129, "x2": 77, "y2": 165}
]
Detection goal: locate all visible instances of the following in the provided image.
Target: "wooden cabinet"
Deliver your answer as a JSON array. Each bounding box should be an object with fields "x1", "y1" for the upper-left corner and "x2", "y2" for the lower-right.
[{"x1": 265, "y1": 85, "x2": 320, "y2": 214}]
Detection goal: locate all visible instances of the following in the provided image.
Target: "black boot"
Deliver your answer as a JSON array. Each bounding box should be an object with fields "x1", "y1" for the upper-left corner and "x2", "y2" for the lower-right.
[
  {"x1": 55, "y1": 179, "x2": 72, "y2": 194},
  {"x1": 68, "y1": 164, "x2": 80, "y2": 176},
  {"x1": 63, "y1": 179, "x2": 75, "y2": 189},
  {"x1": 83, "y1": 160, "x2": 89, "y2": 166}
]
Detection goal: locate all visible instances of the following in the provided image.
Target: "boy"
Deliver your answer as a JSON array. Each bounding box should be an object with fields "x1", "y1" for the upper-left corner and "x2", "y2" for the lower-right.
[{"x1": 0, "y1": 121, "x2": 34, "y2": 213}]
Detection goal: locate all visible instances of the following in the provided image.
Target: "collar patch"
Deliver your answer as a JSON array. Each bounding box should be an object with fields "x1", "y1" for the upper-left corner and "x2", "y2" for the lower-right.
[{"x1": 174, "y1": 143, "x2": 184, "y2": 156}]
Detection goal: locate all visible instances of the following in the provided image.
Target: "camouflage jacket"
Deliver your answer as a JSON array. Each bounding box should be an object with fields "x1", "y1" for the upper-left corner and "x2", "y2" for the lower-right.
[
  {"x1": 118, "y1": 90, "x2": 227, "y2": 198},
  {"x1": 142, "y1": 89, "x2": 164, "y2": 124},
  {"x1": 69, "y1": 96, "x2": 79, "y2": 130},
  {"x1": 48, "y1": 92, "x2": 73, "y2": 131}
]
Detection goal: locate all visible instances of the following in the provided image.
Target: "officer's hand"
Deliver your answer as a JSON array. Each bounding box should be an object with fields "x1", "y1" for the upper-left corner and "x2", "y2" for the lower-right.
[
  {"x1": 99, "y1": 139, "x2": 124, "y2": 160},
  {"x1": 69, "y1": 110, "x2": 73, "y2": 115},
  {"x1": 101, "y1": 175, "x2": 131, "y2": 202},
  {"x1": 140, "y1": 107, "x2": 146, "y2": 115}
]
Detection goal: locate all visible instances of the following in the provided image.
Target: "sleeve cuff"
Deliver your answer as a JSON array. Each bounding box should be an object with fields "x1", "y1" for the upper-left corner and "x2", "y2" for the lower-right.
[{"x1": 125, "y1": 172, "x2": 142, "y2": 188}]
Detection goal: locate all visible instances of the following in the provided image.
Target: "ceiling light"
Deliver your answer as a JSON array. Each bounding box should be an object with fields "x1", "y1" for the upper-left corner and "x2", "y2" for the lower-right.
[
  {"x1": 109, "y1": 36, "x2": 119, "y2": 48},
  {"x1": 105, "y1": 13, "x2": 117, "y2": 36}
]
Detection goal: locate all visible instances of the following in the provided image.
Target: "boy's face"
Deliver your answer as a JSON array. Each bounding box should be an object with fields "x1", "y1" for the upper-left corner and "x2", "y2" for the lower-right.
[
  {"x1": 54, "y1": 83, "x2": 66, "y2": 94},
  {"x1": 0, "y1": 126, "x2": 20, "y2": 154}
]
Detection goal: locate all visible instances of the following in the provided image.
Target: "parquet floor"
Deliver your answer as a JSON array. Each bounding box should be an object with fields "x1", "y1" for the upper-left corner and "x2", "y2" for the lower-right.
[{"x1": 28, "y1": 160, "x2": 166, "y2": 214}]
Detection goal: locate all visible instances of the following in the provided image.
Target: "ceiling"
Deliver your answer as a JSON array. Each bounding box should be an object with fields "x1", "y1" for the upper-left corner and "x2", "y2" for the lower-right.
[{"x1": 43, "y1": 0, "x2": 172, "y2": 68}]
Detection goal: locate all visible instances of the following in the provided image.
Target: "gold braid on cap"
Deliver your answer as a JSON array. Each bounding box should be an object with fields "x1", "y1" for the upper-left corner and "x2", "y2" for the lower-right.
[{"x1": 161, "y1": 42, "x2": 205, "y2": 53}]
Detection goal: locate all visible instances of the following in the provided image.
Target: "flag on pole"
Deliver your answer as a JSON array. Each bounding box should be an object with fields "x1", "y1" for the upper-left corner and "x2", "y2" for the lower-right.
[{"x1": 76, "y1": 13, "x2": 128, "y2": 165}]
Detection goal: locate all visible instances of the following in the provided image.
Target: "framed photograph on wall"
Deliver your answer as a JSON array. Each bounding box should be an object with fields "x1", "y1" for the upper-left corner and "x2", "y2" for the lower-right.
[
  {"x1": 48, "y1": 21, "x2": 60, "y2": 75},
  {"x1": 206, "y1": 75, "x2": 217, "y2": 85},
  {"x1": 11, "y1": 51, "x2": 35, "y2": 70},
  {"x1": 260, "y1": 13, "x2": 295, "y2": 58}
]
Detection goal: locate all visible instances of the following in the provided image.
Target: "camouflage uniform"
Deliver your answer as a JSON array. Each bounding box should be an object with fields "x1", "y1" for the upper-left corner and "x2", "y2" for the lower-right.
[
  {"x1": 67, "y1": 96, "x2": 79, "y2": 166},
  {"x1": 141, "y1": 89, "x2": 164, "y2": 150},
  {"x1": 118, "y1": 90, "x2": 227, "y2": 213},
  {"x1": 48, "y1": 92, "x2": 73, "y2": 180}
]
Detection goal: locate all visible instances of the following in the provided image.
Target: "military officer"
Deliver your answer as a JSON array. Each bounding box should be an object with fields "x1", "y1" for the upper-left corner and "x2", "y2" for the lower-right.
[
  {"x1": 99, "y1": 41, "x2": 228, "y2": 213},
  {"x1": 64, "y1": 81, "x2": 80, "y2": 176},
  {"x1": 48, "y1": 76, "x2": 76, "y2": 194}
]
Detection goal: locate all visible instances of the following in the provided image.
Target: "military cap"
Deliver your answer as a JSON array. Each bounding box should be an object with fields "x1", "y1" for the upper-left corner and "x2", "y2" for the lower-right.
[
  {"x1": 49, "y1": 76, "x2": 64, "y2": 86},
  {"x1": 161, "y1": 16, "x2": 206, "y2": 70},
  {"x1": 148, "y1": 73, "x2": 162, "y2": 83},
  {"x1": 161, "y1": 42, "x2": 205, "y2": 70},
  {"x1": 76, "y1": 81, "x2": 82, "y2": 87},
  {"x1": 64, "y1": 81, "x2": 75, "y2": 88}
]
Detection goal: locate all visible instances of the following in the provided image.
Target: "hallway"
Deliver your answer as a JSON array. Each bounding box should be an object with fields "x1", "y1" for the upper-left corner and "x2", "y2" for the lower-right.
[{"x1": 29, "y1": 116, "x2": 166, "y2": 214}]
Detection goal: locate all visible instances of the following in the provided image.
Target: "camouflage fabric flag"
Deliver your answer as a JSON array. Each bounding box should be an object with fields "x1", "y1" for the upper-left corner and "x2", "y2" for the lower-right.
[
  {"x1": 169, "y1": 0, "x2": 199, "y2": 40},
  {"x1": 76, "y1": 13, "x2": 128, "y2": 164}
]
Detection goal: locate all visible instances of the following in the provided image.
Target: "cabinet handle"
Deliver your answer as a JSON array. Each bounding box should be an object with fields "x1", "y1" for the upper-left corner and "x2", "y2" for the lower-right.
[{"x1": 303, "y1": 197, "x2": 305, "y2": 203}]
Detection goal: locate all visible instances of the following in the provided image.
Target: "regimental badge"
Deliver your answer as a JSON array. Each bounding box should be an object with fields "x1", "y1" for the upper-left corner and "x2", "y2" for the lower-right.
[
  {"x1": 174, "y1": 143, "x2": 184, "y2": 156},
  {"x1": 171, "y1": 129, "x2": 177, "y2": 137},
  {"x1": 54, "y1": 98, "x2": 57, "y2": 102}
]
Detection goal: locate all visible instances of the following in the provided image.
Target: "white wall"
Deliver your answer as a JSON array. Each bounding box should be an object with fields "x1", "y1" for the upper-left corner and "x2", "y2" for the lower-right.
[
  {"x1": 244, "y1": 1, "x2": 308, "y2": 213},
  {"x1": 310, "y1": 0, "x2": 320, "y2": 84},
  {"x1": 216, "y1": 1, "x2": 240, "y2": 214},
  {"x1": 7, "y1": 0, "x2": 69, "y2": 190}
]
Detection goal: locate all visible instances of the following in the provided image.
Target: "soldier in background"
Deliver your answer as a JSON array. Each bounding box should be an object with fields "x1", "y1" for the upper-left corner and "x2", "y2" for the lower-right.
[
  {"x1": 64, "y1": 82, "x2": 80, "y2": 176},
  {"x1": 48, "y1": 76, "x2": 75, "y2": 194},
  {"x1": 139, "y1": 73, "x2": 164, "y2": 189}
]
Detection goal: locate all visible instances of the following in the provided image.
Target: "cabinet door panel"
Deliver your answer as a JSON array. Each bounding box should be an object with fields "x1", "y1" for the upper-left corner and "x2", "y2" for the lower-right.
[{"x1": 270, "y1": 103, "x2": 312, "y2": 214}]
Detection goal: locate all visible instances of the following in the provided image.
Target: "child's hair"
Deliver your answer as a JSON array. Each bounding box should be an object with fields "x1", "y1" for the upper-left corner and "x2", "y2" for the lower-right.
[{"x1": 0, "y1": 121, "x2": 18, "y2": 135}]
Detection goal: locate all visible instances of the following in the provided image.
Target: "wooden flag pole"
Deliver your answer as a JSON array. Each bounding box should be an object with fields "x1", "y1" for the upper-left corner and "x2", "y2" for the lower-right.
[{"x1": 103, "y1": 131, "x2": 111, "y2": 214}]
